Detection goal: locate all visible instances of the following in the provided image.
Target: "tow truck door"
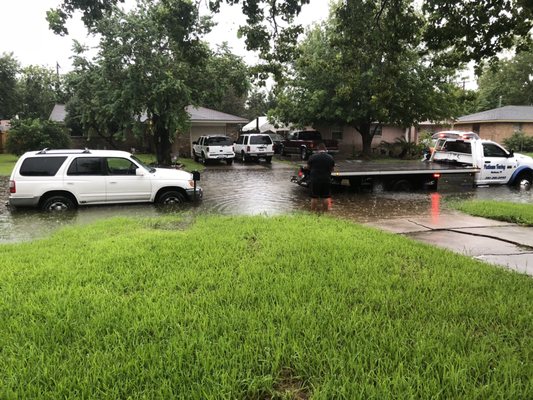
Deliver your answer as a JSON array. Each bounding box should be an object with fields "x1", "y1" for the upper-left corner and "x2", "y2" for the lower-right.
[{"x1": 478, "y1": 143, "x2": 517, "y2": 185}]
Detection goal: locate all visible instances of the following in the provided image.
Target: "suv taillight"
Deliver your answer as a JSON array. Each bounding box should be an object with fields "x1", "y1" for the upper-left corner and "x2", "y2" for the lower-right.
[{"x1": 9, "y1": 180, "x2": 16, "y2": 193}]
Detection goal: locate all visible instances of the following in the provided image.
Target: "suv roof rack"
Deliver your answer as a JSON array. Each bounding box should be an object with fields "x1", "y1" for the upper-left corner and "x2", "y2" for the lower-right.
[{"x1": 36, "y1": 148, "x2": 92, "y2": 155}]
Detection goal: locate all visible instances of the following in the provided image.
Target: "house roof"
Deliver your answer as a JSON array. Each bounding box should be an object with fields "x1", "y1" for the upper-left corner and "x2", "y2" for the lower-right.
[
  {"x1": 242, "y1": 116, "x2": 290, "y2": 133},
  {"x1": 456, "y1": 105, "x2": 533, "y2": 124},
  {"x1": 49, "y1": 104, "x2": 248, "y2": 125},
  {"x1": 186, "y1": 106, "x2": 248, "y2": 124},
  {"x1": 49, "y1": 104, "x2": 67, "y2": 122}
]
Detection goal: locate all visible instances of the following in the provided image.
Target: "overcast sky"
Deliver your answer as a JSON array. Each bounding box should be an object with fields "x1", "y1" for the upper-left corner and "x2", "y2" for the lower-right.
[{"x1": 1, "y1": 0, "x2": 331, "y2": 72}]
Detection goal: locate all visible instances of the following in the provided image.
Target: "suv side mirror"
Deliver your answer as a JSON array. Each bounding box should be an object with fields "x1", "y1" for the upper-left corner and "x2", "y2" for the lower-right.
[
  {"x1": 136, "y1": 167, "x2": 145, "y2": 176},
  {"x1": 192, "y1": 141, "x2": 197, "y2": 145}
]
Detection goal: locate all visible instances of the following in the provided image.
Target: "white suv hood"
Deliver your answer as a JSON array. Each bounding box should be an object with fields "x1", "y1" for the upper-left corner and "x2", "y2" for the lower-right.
[{"x1": 152, "y1": 168, "x2": 192, "y2": 180}]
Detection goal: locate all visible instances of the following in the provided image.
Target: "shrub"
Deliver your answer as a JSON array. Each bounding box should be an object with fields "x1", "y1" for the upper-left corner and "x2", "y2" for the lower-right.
[
  {"x1": 6, "y1": 118, "x2": 71, "y2": 155},
  {"x1": 503, "y1": 131, "x2": 533, "y2": 152}
]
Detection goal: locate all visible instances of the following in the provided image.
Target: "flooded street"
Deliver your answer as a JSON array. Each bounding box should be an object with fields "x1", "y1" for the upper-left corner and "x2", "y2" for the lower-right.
[{"x1": 1, "y1": 161, "x2": 531, "y2": 243}]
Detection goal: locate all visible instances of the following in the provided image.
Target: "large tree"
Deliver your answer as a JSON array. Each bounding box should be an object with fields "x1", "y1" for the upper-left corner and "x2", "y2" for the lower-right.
[
  {"x1": 423, "y1": 0, "x2": 533, "y2": 71},
  {"x1": 17, "y1": 65, "x2": 63, "y2": 120},
  {"x1": 0, "y1": 53, "x2": 20, "y2": 120},
  {"x1": 476, "y1": 50, "x2": 533, "y2": 111},
  {"x1": 273, "y1": 0, "x2": 459, "y2": 156},
  {"x1": 65, "y1": 1, "x2": 212, "y2": 165}
]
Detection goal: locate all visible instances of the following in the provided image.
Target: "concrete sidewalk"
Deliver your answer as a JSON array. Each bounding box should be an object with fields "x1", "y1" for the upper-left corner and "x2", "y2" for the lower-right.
[{"x1": 365, "y1": 211, "x2": 533, "y2": 276}]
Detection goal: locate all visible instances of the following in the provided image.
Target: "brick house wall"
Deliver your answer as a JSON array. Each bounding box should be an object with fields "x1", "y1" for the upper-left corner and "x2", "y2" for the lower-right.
[
  {"x1": 317, "y1": 124, "x2": 406, "y2": 156},
  {"x1": 173, "y1": 123, "x2": 243, "y2": 158}
]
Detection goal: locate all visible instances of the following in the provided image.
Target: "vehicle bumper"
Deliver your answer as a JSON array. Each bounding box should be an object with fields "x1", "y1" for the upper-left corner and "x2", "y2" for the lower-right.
[
  {"x1": 8, "y1": 196, "x2": 40, "y2": 208},
  {"x1": 248, "y1": 152, "x2": 274, "y2": 158},
  {"x1": 186, "y1": 187, "x2": 203, "y2": 201},
  {"x1": 207, "y1": 154, "x2": 235, "y2": 159}
]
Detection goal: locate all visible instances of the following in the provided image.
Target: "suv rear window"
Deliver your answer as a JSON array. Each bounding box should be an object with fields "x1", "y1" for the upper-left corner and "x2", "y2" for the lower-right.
[
  {"x1": 20, "y1": 157, "x2": 67, "y2": 176},
  {"x1": 250, "y1": 135, "x2": 272, "y2": 145},
  {"x1": 207, "y1": 137, "x2": 233, "y2": 146},
  {"x1": 299, "y1": 131, "x2": 321, "y2": 140}
]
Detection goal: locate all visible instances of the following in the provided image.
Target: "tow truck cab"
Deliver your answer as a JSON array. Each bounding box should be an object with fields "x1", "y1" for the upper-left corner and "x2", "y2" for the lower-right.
[{"x1": 430, "y1": 131, "x2": 533, "y2": 188}]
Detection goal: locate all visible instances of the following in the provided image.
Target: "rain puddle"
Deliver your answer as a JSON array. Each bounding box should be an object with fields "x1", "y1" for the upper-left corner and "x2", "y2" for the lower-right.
[{"x1": 1, "y1": 162, "x2": 531, "y2": 243}]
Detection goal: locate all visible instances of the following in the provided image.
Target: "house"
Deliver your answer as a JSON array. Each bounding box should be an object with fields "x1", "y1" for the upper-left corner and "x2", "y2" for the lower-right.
[
  {"x1": 0, "y1": 120, "x2": 10, "y2": 153},
  {"x1": 241, "y1": 116, "x2": 290, "y2": 136},
  {"x1": 174, "y1": 106, "x2": 248, "y2": 157},
  {"x1": 452, "y1": 105, "x2": 533, "y2": 143},
  {"x1": 49, "y1": 104, "x2": 248, "y2": 157},
  {"x1": 315, "y1": 124, "x2": 407, "y2": 156}
]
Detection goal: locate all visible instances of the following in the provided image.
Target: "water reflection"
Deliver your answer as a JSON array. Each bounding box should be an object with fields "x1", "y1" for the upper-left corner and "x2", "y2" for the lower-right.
[{"x1": 0, "y1": 165, "x2": 531, "y2": 243}]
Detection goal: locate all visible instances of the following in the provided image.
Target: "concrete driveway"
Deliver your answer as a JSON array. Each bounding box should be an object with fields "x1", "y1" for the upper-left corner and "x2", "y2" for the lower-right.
[{"x1": 365, "y1": 211, "x2": 533, "y2": 276}]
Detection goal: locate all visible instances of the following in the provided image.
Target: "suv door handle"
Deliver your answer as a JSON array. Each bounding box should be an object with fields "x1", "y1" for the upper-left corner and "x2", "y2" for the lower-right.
[{"x1": 484, "y1": 161, "x2": 491, "y2": 164}]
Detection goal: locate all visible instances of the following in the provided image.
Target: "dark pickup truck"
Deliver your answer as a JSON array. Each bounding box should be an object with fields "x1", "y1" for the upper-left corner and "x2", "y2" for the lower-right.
[{"x1": 281, "y1": 130, "x2": 339, "y2": 160}]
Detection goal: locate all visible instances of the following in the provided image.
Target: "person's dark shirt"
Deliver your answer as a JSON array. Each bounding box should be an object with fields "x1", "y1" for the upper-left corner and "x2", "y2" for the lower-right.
[{"x1": 307, "y1": 151, "x2": 335, "y2": 181}]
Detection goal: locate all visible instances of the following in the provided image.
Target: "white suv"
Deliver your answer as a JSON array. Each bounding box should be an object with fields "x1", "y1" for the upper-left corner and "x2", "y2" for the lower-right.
[
  {"x1": 192, "y1": 135, "x2": 235, "y2": 164},
  {"x1": 8, "y1": 149, "x2": 202, "y2": 211},
  {"x1": 234, "y1": 133, "x2": 274, "y2": 163}
]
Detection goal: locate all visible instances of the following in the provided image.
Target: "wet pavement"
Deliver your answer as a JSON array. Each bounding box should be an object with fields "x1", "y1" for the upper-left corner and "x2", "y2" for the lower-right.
[
  {"x1": 366, "y1": 213, "x2": 533, "y2": 276},
  {"x1": 1, "y1": 159, "x2": 532, "y2": 275}
]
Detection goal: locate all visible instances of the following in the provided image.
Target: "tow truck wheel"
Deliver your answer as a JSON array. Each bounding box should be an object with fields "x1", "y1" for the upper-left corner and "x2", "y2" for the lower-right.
[
  {"x1": 392, "y1": 179, "x2": 413, "y2": 192},
  {"x1": 515, "y1": 172, "x2": 532, "y2": 189}
]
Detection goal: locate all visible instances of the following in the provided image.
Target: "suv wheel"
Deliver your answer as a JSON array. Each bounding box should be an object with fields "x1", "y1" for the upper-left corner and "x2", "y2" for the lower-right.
[
  {"x1": 157, "y1": 190, "x2": 185, "y2": 205},
  {"x1": 41, "y1": 195, "x2": 76, "y2": 212},
  {"x1": 300, "y1": 147, "x2": 308, "y2": 161},
  {"x1": 226, "y1": 158, "x2": 233, "y2": 165},
  {"x1": 193, "y1": 151, "x2": 199, "y2": 162},
  {"x1": 241, "y1": 152, "x2": 248, "y2": 163},
  {"x1": 265, "y1": 156, "x2": 272, "y2": 164},
  {"x1": 201, "y1": 153, "x2": 208, "y2": 165}
]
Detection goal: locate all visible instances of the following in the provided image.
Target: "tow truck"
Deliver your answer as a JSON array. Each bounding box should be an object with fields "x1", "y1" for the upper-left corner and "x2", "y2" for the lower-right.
[{"x1": 291, "y1": 131, "x2": 533, "y2": 191}]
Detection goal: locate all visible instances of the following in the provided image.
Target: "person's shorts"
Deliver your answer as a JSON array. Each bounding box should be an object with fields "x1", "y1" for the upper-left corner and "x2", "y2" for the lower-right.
[{"x1": 310, "y1": 178, "x2": 331, "y2": 198}]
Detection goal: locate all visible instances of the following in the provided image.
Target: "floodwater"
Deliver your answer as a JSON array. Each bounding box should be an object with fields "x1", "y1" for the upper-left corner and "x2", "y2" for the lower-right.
[{"x1": 1, "y1": 161, "x2": 531, "y2": 243}]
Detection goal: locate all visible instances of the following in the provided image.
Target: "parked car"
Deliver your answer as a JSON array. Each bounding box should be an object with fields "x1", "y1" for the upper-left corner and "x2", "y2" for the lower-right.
[
  {"x1": 234, "y1": 133, "x2": 274, "y2": 163},
  {"x1": 8, "y1": 148, "x2": 202, "y2": 211},
  {"x1": 281, "y1": 129, "x2": 339, "y2": 160},
  {"x1": 268, "y1": 133, "x2": 286, "y2": 154},
  {"x1": 192, "y1": 135, "x2": 235, "y2": 164}
]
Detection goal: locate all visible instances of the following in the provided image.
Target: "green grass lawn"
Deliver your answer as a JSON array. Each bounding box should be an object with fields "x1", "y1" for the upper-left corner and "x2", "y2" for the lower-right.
[
  {"x1": 0, "y1": 214, "x2": 531, "y2": 399},
  {"x1": 524, "y1": 152, "x2": 533, "y2": 157},
  {"x1": 0, "y1": 153, "x2": 18, "y2": 176},
  {"x1": 452, "y1": 200, "x2": 533, "y2": 226}
]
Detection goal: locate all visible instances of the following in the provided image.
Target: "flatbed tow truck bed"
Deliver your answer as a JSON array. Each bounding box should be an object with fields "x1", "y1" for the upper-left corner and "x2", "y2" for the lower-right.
[{"x1": 292, "y1": 160, "x2": 480, "y2": 191}]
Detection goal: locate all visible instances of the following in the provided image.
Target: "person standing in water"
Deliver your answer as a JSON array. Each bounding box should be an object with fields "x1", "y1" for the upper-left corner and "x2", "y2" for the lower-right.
[{"x1": 307, "y1": 142, "x2": 335, "y2": 212}]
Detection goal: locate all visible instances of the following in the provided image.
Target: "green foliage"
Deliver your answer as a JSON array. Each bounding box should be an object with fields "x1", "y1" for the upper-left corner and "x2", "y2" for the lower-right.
[
  {"x1": 380, "y1": 137, "x2": 425, "y2": 159},
  {"x1": 0, "y1": 53, "x2": 20, "y2": 120},
  {"x1": 503, "y1": 131, "x2": 533, "y2": 152},
  {"x1": 476, "y1": 50, "x2": 533, "y2": 111},
  {"x1": 423, "y1": 0, "x2": 533, "y2": 71},
  {"x1": 0, "y1": 215, "x2": 531, "y2": 398},
  {"x1": 18, "y1": 65, "x2": 62, "y2": 120},
  {"x1": 273, "y1": 1, "x2": 459, "y2": 156},
  {"x1": 5, "y1": 118, "x2": 71, "y2": 155},
  {"x1": 199, "y1": 44, "x2": 250, "y2": 117},
  {"x1": 452, "y1": 200, "x2": 533, "y2": 226}
]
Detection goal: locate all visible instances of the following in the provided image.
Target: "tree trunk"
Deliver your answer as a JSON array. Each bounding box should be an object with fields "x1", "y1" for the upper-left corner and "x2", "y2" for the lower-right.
[
  {"x1": 356, "y1": 122, "x2": 374, "y2": 158},
  {"x1": 153, "y1": 115, "x2": 172, "y2": 166}
]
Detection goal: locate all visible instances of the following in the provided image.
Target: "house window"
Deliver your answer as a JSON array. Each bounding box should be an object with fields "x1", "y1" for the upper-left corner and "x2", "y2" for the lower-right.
[
  {"x1": 372, "y1": 125, "x2": 382, "y2": 137},
  {"x1": 514, "y1": 122, "x2": 523, "y2": 132},
  {"x1": 332, "y1": 129, "x2": 343, "y2": 141},
  {"x1": 472, "y1": 123, "x2": 480, "y2": 134}
]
